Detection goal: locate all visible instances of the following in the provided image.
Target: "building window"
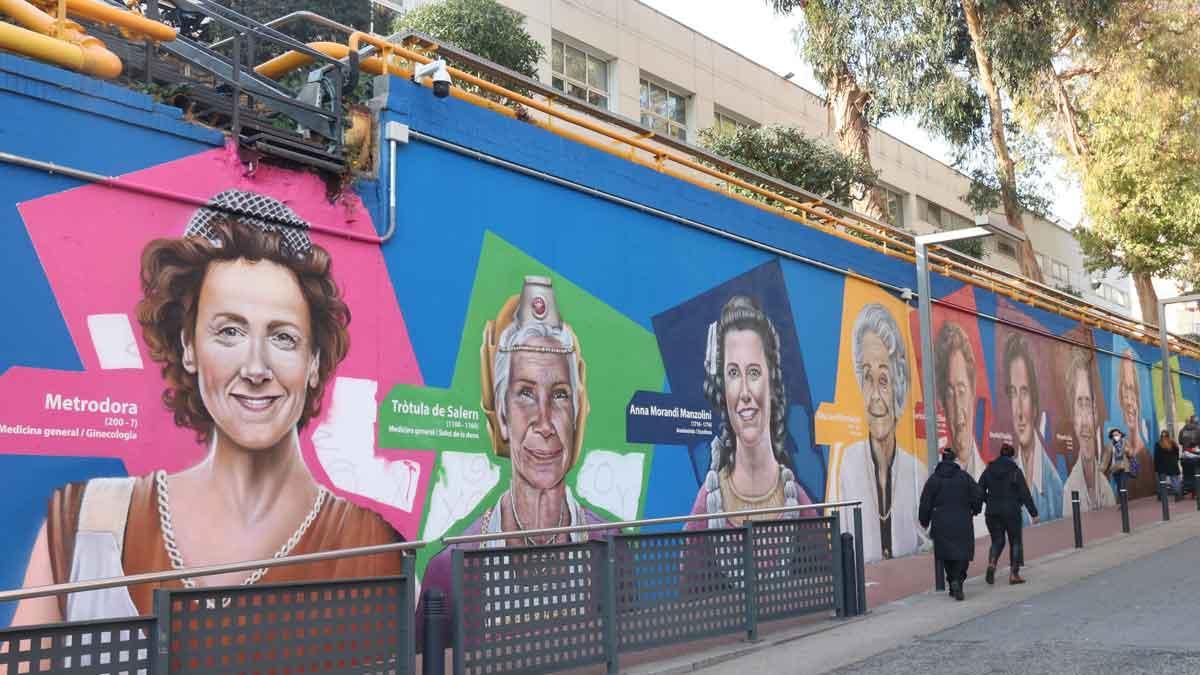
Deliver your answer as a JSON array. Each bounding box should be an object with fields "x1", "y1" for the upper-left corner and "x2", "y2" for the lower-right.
[
  {"x1": 882, "y1": 187, "x2": 906, "y2": 229},
  {"x1": 943, "y1": 210, "x2": 972, "y2": 231},
  {"x1": 1100, "y1": 284, "x2": 1130, "y2": 307},
  {"x1": 552, "y1": 38, "x2": 609, "y2": 109},
  {"x1": 713, "y1": 108, "x2": 755, "y2": 135},
  {"x1": 1051, "y1": 260, "x2": 1069, "y2": 285},
  {"x1": 640, "y1": 78, "x2": 688, "y2": 141},
  {"x1": 996, "y1": 239, "x2": 1017, "y2": 259},
  {"x1": 1035, "y1": 253, "x2": 1046, "y2": 272},
  {"x1": 920, "y1": 199, "x2": 971, "y2": 230},
  {"x1": 922, "y1": 199, "x2": 943, "y2": 228}
]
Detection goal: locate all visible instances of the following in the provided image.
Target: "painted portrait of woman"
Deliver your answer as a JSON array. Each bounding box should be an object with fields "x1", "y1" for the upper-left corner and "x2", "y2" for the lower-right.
[
  {"x1": 12, "y1": 190, "x2": 403, "y2": 624},
  {"x1": 686, "y1": 296, "x2": 813, "y2": 530}
]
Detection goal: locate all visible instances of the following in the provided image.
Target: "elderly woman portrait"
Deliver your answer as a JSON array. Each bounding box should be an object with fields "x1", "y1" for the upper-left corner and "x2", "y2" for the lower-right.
[
  {"x1": 686, "y1": 296, "x2": 812, "y2": 530},
  {"x1": 1002, "y1": 332, "x2": 1063, "y2": 523},
  {"x1": 1062, "y1": 348, "x2": 1115, "y2": 512},
  {"x1": 832, "y1": 303, "x2": 924, "y2": 561},
  {"x1": 418, "y1": 276, "x2": 602, "y2": 635},
  {"x1": 935, "y1": 321, "x2": 985, "y2": 479},
  {"x1": 13, "y1": 190, "x2": 403, "y2": 625}
]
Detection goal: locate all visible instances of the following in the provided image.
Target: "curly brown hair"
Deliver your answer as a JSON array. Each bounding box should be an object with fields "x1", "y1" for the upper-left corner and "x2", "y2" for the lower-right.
[
  {"x1": 703, "y1": 296, "x2": 790, "y2": 473},
  {"x1": 135, "y1": 218, "x2": 350, "y2": 441}
]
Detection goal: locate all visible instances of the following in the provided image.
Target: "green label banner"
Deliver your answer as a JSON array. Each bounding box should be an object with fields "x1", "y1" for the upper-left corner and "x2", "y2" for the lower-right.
[{"x1": 379, "y1": 384, "x2": 486, "y2": 450}]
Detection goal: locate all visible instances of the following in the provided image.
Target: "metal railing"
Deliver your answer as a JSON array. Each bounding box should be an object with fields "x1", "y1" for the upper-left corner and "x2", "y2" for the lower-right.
[
  {"x1": 0, "y1": 501, "x2": 865, "y2": 674},
  {"x1": 438, "y1": 500, "x2": 865, "y2": 675}
]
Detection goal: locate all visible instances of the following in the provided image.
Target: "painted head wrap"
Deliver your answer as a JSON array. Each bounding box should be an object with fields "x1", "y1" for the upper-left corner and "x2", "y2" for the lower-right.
[
  {"x1": 185, "y1": 189, "x2": 313, "y2": 257},
  {"x1": 480, "y1": 275, "x2": 590, "y2": 464}
]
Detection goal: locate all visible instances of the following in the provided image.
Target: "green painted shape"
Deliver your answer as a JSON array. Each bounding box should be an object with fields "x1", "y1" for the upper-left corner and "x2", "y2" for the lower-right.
[
  {"x1": 389, "y1": 232, "x2": 665, "y2": 575},
  {"x1": 1153, "y1": 355, "x2": 1196, "y2": 433}
]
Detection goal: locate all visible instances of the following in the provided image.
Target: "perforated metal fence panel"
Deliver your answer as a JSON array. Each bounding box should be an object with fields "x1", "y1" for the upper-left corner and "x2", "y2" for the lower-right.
[
  {"x1": 751, "y1": 517, "x2": 836, "y2": 621},
  {"x1": 0, "y1": 616, "x2": 155, "y2": 675},
  {"x1": 453, "y1": 541, "x2": 608, "y2": 675},
  {"x1": 157, "y1": 576, "x2": 413, "y2": 675},
  {"x1": 612, "y1": 528, "x2": 748, "y2": 651}
]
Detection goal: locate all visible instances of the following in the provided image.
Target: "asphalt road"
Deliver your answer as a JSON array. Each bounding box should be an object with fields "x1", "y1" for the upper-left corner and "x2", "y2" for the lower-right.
[{"x1": 830, "y1": 535, "x2": 1200, "y2": 674}]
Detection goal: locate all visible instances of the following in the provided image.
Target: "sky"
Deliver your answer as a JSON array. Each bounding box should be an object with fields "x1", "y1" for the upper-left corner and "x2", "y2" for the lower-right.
[{"x1": 637, "y1": 0, "x2": 1084, "y2": 227}]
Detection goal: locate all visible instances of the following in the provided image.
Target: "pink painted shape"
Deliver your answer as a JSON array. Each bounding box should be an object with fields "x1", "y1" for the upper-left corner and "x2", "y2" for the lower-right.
[{"x1": 3, "y1": 144, "x2": 431, "y2": 538}]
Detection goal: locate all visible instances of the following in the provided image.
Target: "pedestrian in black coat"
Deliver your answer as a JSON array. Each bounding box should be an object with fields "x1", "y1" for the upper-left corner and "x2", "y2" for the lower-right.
[
  {"x1": 978, "y1": 443, "x2": 1038, "y2": 585},
  {"x1": 919, "y1": 449, "x2": 983, "y2": 601}
]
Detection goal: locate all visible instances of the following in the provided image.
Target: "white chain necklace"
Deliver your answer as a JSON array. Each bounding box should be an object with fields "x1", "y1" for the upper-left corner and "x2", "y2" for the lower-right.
[
  {"x1": 507, "y1": 491, "x2": 567, "y2": 546},
  {"x1": 155, "y1": 469, "x2": 327, "y2": 588}
]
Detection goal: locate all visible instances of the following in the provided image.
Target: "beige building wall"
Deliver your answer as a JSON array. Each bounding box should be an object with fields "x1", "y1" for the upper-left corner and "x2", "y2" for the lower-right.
[{"x1": 405, "y1": 0, "x2": 1133, "y2": 315}]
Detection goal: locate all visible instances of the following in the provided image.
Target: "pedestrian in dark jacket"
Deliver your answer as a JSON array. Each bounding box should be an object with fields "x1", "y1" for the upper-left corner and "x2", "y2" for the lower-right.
[
  {"x1": 1181, "y1": 417, "x2": 1200, "y2": 497},
  {"x1": 1155, "y1": 430, "x2": 1182, "y2": 498},
  {"x1": 919, "y1": 449, "x2": 983, "y2": 601},
  {"x1": 979, "y1": 443, "x2": 1038, "y2": 585}
]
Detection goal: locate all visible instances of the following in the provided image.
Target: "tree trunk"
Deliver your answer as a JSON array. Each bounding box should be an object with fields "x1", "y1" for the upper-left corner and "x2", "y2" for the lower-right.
[
  {"x1": 1134, "y1": 271, "x2": 1160, "y2": 327},
  {"x1": 960, "y1": 0, "x2": 1044, "y2": 283},
  {"x1": 827, "y1": 62, "x2": 889, "y2": 225},
  {"x1": 1049, "y1": 67, "x2": 1090, "y2": 164}
]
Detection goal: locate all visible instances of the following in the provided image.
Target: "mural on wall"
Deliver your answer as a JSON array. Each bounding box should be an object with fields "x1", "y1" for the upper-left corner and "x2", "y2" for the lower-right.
[
  {"x1": 650, "y1": 261, "x2": 820, "y2": 532},
  {"x1": 7, "y1": 78, "x2": 1200, "y2": 632},
  {"x1": 1054, "y1": 327, "x2": 1114, "y2": 512},
  {"x1": 0, "y1": 147, "x2": 431, "y2": 626},
  {"x1": 993, "y1": 299, "x2": 1065, "y2": 524},
  {"x1": 819, "y1": 278, "x2": 925, "y2": 563}
]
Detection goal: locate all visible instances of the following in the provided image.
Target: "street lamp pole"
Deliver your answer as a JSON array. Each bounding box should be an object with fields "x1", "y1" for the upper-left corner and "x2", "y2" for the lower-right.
[
  {"x1": 1157, "y1": 293, "x2": 1200, "y2": 437},
  {"x1": 914, "y1": 226, "x2": 993, "y2": 472},
  {"x1": 914, "y1": 223, "x2": 992, "y2": 593}
]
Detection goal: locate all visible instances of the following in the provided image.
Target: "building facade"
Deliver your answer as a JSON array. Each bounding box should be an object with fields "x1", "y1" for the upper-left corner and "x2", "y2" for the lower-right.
[{"x1": 404, "y1": 0, "x2": 1133, "y2": 315}]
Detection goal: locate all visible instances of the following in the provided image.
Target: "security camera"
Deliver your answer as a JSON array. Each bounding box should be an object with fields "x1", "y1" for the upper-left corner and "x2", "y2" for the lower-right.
[{"x1": 413, "y1": 60, "x2": 451, "y2": 99}]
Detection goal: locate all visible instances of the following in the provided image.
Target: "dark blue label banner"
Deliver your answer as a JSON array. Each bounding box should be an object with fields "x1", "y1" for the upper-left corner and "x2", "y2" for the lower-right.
[{"x1": 626, "y1": 390, "x2": 714, "y2": 445}]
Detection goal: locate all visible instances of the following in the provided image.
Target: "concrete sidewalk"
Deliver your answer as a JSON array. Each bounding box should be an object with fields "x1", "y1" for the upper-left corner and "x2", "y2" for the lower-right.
[{"x1": 624, "y1": 501, "x2": 1200, "y2": 674}]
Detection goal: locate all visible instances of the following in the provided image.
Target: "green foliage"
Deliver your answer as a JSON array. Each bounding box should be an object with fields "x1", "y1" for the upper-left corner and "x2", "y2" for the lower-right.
[
  {"x1": 392, "y1": 0, "x2": 544, "y2": 79},
  {"x1": 698, "y1": 124, "x2": 879, "y2": 207},
  {"x1": 943, "y1": 237, "x2": 985, "y2": 260},
  {"x1": 768, "y1": 0, "x2": 1057, "y2": 221},
  {"x1": 957, "y1": 119, "x2": 1053, "y2": 218},
  {"x1": 1063, "y1": 1, "x2": 1200, "y2": 285}
]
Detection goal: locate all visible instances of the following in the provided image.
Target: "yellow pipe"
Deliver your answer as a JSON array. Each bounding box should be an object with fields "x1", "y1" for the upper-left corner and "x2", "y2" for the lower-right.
[
  {"x1": 63, "y1": 0, "x2": 175, "y2": 41},
  {"x1": 255, "y1": 41, "x2": 391, "y2": 80},
  {"x1": 0, "y1": 18, "x2": 120, "y2": 76}
]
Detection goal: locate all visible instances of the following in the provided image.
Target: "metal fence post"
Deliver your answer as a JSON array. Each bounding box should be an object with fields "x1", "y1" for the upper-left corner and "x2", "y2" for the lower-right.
[
  {"x1": 451, "y1": 549, "x2": 464, "y2": 675},
  {"x1": 1071, "y1": 490, "x2": 1083, "y2": 548},
  {"x1": 403, "y1": 554, "x2": 416, "y2": 675},
  {"x1": 742, "y1": 521, "x2": 758, "y2": 642},
  {"x1": 840, "y1": 533, "x2": 858, "y2": 616},
  {"x1": 831, "y1": 511, "x2": 844, "y2": 618},
  {"x1": 422, "y1": 588, "x2": 446, "y2": 675},
  {"x1": 602, "y1": 539, "x2": 619, "y2": 675},
  {"x1": 1160, "y1": 480, "x2": 1171, "y2": 521},
  {"x1": 853, "y1": 506, "x2": 866, "y2": 614},
  {"x1": 1119, "y1": 488, "x2": 1131, "y2": 533},
  {"x1": 153, "y1": 589, "x2": 171, "y2": 675}
]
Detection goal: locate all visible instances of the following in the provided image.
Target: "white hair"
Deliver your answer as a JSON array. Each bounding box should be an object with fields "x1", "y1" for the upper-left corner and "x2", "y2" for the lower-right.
[
  {"x1": 493, "y1": 321, "x2": 580, "y2": 426},
  {"x1": 852, "y1": 303, "x2": 909, "y2": 414}
]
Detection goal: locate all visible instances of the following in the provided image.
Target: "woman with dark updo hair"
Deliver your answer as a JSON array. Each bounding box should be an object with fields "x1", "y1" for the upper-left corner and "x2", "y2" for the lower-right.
[
  {"x1": 13, "y1": 191, "x2": 403, "y2": 625},
  {"x1": 685, "y1": 296, "x2": 812, "y2": 530}
]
